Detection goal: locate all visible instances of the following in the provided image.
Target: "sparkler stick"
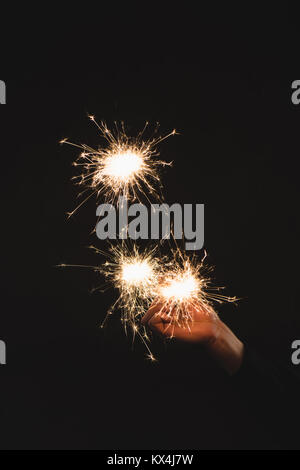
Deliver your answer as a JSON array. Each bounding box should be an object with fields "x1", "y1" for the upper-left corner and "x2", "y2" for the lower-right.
[{"x1": 60, "y1": 118, "x2": 176, "y2": 216}]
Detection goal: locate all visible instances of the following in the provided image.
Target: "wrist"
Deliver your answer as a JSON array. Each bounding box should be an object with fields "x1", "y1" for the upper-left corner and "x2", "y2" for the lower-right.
[{"x1": 205, "y1": 319, "x2": 244, "y2": 375}]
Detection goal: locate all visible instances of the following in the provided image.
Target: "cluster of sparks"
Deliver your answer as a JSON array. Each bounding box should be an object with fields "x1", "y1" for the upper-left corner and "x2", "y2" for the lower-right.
[
  {"x1": 60, "y1": 117, "x2": 176, "y2": 216},
  {"x1": 90, "y1": 243, "x2": 161, "y2": 360},
  {"x1": 60, "y1": 118, "x2": 238, "y2": 360},
  {"x1": 59, "y1": 244, "x2": 237, "y2": 361}
]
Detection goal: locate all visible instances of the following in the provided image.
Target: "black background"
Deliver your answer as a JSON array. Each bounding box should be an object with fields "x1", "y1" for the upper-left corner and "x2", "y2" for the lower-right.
[{"x1": 0, "y1": 4, "x2": 300, "y2": 450}]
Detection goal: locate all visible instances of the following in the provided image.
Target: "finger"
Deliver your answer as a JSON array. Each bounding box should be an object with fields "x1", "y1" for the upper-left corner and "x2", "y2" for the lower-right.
[
  {"x1": 147, "y1": 312, "x2": 172, "y2": 331},
  {"x1": 154, "y1": 322, "x2": 187, "y2": 339},
  {"x1": 148, "y1": 318, "x2": 175, "y2": 337},
  {"x1": 159, "y1": 313, "x2": 172, "y2": 323},
  {"x1": 141, "y1": 301, "x2": 164, "y2": 325}
]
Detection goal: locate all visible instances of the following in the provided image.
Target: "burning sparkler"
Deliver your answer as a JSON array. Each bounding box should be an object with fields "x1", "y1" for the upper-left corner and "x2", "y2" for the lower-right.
[
  {"x1": 59, "y1": 243, "x2": 161, "y2": 360},
  {"x1": 96, "y1": 243, "x2": 159, "y2": 325},
  {"x1": 153, "y1": 250, "x2": 238, "y2": 332},
  {"x1": 60, "y1": 118, "x2": 176, "y2": 216},
  {"x1": 58, "y1": 245, "x2": 237, "y2": 360}
]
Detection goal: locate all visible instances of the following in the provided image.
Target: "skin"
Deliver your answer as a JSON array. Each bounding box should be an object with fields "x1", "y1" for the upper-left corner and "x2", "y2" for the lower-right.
[{"x1": 141, "y1": 302, "x2": 244, "y2": 375}]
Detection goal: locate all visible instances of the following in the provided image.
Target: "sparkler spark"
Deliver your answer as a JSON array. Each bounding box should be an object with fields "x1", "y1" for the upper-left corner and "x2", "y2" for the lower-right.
[
  {"x1": 160, "y1": 272, "x2": 199, "y2": 302},
  {"x1": 60, "y1": 243, "x2": 162, "y2": 360},
  {"x1": 154, "y1": 250, "x2": 238, "y2": 329},
  {"x1": 60, "y1": 118, "x2": 176, "y2": 216},
  {"x1": 121, "y1": 259, "x2": 154, "y2": 286}
]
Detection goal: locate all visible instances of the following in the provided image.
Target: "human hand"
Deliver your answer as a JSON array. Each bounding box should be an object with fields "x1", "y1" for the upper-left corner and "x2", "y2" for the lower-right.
[{"x1": 141, "y1": 302, "x2": 244, "y2": 375}]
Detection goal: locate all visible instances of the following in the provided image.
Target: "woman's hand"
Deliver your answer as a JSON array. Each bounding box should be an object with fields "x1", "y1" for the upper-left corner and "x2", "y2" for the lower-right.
[
  {"x1": 141, "y1": 302, "x2": 244, "y2": 375},
  {"x1": 141, "y1": 302, "x2": 220, "y2": 344}
]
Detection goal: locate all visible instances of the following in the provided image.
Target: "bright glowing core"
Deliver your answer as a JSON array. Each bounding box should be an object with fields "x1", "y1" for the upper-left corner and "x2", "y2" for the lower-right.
[
  {"x1": 160, "y1": 274, "x2": 199, "y2": 301},
  {"x1": 121, "y1": 260, "x2": 153, "y2": 285},
  {"x1": 103, "y1": 150, "x2": 144, "y2": 181}
]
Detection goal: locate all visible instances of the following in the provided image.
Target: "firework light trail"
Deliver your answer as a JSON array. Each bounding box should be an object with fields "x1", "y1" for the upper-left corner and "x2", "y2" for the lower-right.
[
  {"x1": 59, "y1": 245, "x2": 237, "y2": 360},
  {"x1": 60, "y1": 117, "x2": 176, "y2": 217}
]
